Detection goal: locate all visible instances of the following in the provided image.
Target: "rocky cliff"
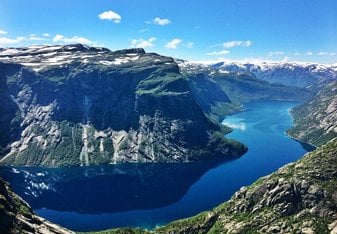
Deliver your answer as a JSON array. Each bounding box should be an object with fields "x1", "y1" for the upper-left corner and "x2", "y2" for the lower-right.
[
  {"x1": 288, "y1": 81, "x2": 337, "y2": 147},
  {"x1": 0, "y1": 44, "x2": 247, "y2": 166},
  {"x1": 0, "y1": 178, "x2": 73, "y2": 234},
  {"x1": 0, "y1": 45, "x2": 246, "y2": 166},
  {"x1": 0, "y1": 63, "x2": 21, "y2": 155}
]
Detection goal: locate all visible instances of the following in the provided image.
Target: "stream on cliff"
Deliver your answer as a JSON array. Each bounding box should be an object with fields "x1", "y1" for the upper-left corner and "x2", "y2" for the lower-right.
[{"x1": 0, "y1": 100, "x2": 313, "y2": 231}]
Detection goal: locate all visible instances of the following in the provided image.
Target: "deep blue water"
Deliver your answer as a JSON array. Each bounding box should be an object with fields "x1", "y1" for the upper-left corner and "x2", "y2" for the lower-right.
[{"x1": 0, "y1": 100, "x2": 310, "y2": 231}]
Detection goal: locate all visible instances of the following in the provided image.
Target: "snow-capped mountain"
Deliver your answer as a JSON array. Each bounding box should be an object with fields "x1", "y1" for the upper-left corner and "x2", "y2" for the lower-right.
[
  {"x1": 178, "y1": 60, "x2": 337, "y2": 89},
  {"x1": 0, "y1": 44, "x2": 143, "y2": 72}
]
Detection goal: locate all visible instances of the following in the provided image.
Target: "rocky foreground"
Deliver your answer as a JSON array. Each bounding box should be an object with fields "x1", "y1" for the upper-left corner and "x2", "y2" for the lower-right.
[{"x1": 0, "y1": 178, "x2": 73, "y2": 234}]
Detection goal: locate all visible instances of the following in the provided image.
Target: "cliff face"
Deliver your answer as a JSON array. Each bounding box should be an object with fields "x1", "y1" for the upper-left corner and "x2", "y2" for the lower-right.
[
  {"x1": 0, "y1": 178, "x2": 73, "y2": 234},
  {"x1": 155, "y1": 138, "x2": 337, "y2": 234},
  {"x1": 0, "y1": 44, "x2": 246, "y2": 167},
  {"x1": 288, "y1": 81, "x2": 337, "y2": 147},
  {"x1": 0, "y1": 63, "x2": 22, "y2": 155}
]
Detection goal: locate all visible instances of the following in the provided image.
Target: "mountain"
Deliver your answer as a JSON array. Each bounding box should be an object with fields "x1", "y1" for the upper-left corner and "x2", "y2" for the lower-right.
[
  {"x1": 190, "y1": 60, "x2": 337, "y2": 89},
  {"x1": 0, "y1": 177, "x2": 73, "y2": 234},
  {"x1": 0, "y1": 44, "x2": 246, "y2": 167},
  {"x1": 179, "y1": 62, "x2": 312, "y2": 120},
  {"x1": 106, "y1": 138, "x2": 337, "y2": 234},
  {"x1": 287, "y1": 81, "x2": 337, "y2": 147}
]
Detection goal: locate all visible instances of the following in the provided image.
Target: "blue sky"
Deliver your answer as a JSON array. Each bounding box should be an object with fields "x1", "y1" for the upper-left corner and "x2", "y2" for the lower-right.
[{"x1": 1, "y1": 0, "x2": 337, "y2": 63}]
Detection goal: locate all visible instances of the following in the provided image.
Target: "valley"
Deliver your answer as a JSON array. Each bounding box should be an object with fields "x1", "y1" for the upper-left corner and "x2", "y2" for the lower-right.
[
  {"x1": 0, "y1": 44, "x2": 336, "y2": 233},
  {"x1": 1, "y1": 1, "x2": 337, "y2": 233}
]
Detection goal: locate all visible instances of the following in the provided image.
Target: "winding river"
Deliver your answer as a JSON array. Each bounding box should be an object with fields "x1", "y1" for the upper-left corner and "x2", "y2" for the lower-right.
[{"x1": 0, "y1": 100, "x2": 312, "y2": 231}]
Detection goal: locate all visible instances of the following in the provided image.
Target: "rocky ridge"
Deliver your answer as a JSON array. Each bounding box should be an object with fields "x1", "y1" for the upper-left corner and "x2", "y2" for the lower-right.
[
  {"x1": 0, "y1": 178, "x2": 73, "y2": 234},
  {"x1": 288, "y1": 81, "x2": 337, "y2": 147}
]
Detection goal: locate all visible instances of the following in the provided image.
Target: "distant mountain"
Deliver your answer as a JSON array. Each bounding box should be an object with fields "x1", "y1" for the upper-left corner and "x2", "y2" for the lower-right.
[
  {"x1": 0, "y1": 177, "x2": 73, "y2": 233},
  {"x1": 184, "y1": 60, "x2": 337, "y2": 89},
  {"x1": 287, "y1": 81, "x2": 337, "y2": 147},
  {"x1": 179, "y1": 62, "x2": 312, "y2": 120},
  {"x1": 0, "y1": 44, "x2": 246, "y2": 167}
]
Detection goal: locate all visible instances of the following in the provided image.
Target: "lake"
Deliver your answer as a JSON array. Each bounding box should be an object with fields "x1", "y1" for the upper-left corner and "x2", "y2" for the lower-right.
[{"x1": 0, "y1": 100, "x2": 311, "y2": 231}]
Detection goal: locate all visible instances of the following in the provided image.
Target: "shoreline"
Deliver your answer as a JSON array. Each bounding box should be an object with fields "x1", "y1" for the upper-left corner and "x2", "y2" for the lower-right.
[{"x1": 284, "y1": 131, "x2": 317, "y2": 151}]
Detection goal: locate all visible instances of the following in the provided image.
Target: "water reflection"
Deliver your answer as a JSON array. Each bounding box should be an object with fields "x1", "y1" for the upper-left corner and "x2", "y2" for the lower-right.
[{"x1": 0, "y1": 160, "x2": 223, "y2": 214}]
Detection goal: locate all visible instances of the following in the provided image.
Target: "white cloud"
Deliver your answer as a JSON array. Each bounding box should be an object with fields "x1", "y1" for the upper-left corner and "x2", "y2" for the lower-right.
[
  {"x1": 186, "y1": 42, "x2": 194, "y2": 48},
  {"x1": 0, "y1": 37, "x2": 21, "y2": 44},
  {"x1": 53, "y1": 34, "x2": 93, "y2": 45},
  {"x1": 207, "y1": 49, "x2": 230, "y2": 56},
  {"x1": 268, "y1": 51, "x2": 284, "y2": 56},
  {"x1": 0, "y1": 30, "x2": 7, "y2": 35},
  {"x1": 282, "y1": 56, "x2": 290, "y2": 62},
  {"x1": 165, "y1": 38, "x2": 182, "y2": 49},
  {"x1": 223, "y1": 40, "x2": 252, "y2": 48},
  {"x1": 139, "y1": 28, "x2": 149, "y2": 33},
  {"x1": 0, "y1": 35, "x2": 46, "y2": 46},
  {"x1": 131, "y1": 37, "x2": 156, "y2": 48},
  {"x1": 317, "y1": 52, "x2": 336, "y2": 56},
  {"x1": 53, "y1": 34, "x2": 64, "y2": 42},
  {"x1": 153, "y1": 17, "x2": 171, "y2": 26},
  {"x1": 306, "y1": 51, "x2": 313, "y2": 56},
  {"x1": 98, "y1": 10, "x2": 121, "y2": 23},
  {"x1": 29, "y1": 35, "x2": 46, "y2": 41},
  {"x1": 42, "y1": 33, "x2": 50, "y2": 37},
  {"x1": 294, "y1": 52, "x2": 300, "y2": 56}
]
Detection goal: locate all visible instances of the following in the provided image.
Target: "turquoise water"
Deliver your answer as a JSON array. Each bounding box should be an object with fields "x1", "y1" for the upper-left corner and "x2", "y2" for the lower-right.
[{"x1": 0, "y1": 100, "x2": 310, "y2": 231}]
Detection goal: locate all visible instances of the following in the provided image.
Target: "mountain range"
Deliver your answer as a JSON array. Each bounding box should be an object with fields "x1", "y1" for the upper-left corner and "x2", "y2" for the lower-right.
[{"x1": 200, "y1": 60, "x2": 337, "y2": 89}]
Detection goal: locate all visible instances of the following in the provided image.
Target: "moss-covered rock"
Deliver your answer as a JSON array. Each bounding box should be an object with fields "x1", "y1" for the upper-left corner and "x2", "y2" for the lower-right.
[{"x1": 0, "y1": 177, "x2": 73, "y2": 233}]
